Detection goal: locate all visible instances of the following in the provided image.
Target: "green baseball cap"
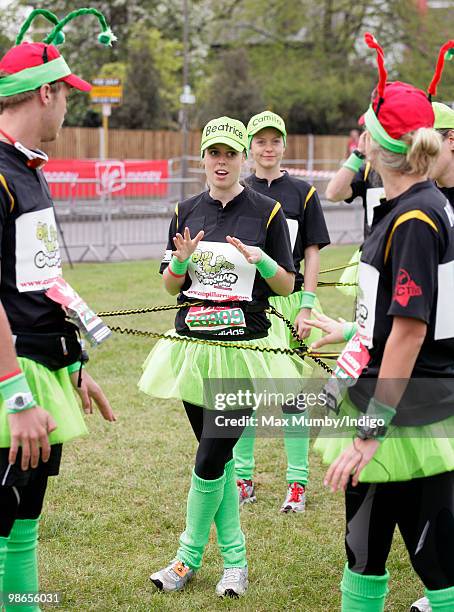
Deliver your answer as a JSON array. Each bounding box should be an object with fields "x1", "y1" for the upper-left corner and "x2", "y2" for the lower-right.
[
  {"x1": 433, "y1": 102, "x2": 454, "y2": 130},
  {"x1": 247, "y1": 111, "x2": 287, "y2": 147},
  {"x1": 200, "y1": 116, "x2": 248, "y2": 156}
]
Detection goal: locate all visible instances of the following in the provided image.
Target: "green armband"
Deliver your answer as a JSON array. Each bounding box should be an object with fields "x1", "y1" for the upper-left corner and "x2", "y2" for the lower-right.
[
  {"x1": 343, "y1": 152, "x2": 364, "y2": 174},
  {"x1": 363, "y1": 397, "x2": 396, "y2": 442},
  {"x1": 300, "y1": 291, "x2": 316, "y2": 309},
  {"x1": 0, "y1": 372, "x2": 36, "y2": 414},
  {"x1": 169, "y1": 256, "x2": 190, "y2": 276},
  {"x1": 67, "y1": 361, "x2": 83, "y2": 375},
  {"x1": 255, "y1": 250, "x2": 278, "y2": 279},
  {"x1": 342, "y1": 322, "x2": 358, "y2": 341}
]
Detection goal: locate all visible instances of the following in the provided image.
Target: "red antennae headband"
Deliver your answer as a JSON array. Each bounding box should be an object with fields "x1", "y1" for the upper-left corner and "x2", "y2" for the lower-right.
[
  {"x1": 428, "y1": 40, "x2": 454, "y2": 98},
  {"x1": 364, "y1": 32, "x2": 387, "y2": 99}
]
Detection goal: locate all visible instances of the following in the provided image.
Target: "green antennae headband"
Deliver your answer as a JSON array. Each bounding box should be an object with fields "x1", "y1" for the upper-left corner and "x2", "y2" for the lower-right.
[
  {"x1": 16, "y1": 10, "x2": 65, "y2": 46},
  {"x1": 44, "y1": 8, "x2": 117, "y2": 47},
  {"x1": 0, "y1": 7, "x2": 117, "y2": 98},
  {"x1": 364, "y1": 106, "x2": 409, "y2": 154}
]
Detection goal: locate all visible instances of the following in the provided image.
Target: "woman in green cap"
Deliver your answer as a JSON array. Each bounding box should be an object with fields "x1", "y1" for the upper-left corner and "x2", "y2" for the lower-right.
[
  {"x1": 139, "y1": 116, "x2": 305, "y2": 598},
  {"x1": 233, "y1": 110, "x2": 330, "y2": 513}
]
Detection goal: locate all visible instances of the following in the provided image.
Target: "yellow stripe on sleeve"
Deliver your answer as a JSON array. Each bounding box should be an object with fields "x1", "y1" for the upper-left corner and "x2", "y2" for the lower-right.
[
  {"x1": 304, "y1": 186, "x2": 316, "y2": 210},
  {"x1": 266, "y1": 201, "x2": 281, "y2": 228},
  {"x1": 364, "y1": 162, "x2": 371, "y2": 181},
  {"x1": 0, "y1": 174, "x2": 14, "y2": 212},
  {"x1": 384, "y1": 210, "x2": 438, "y2": 263},
  {"x1": 175, "y1": 202, "x2": 179, "y2": 232}
]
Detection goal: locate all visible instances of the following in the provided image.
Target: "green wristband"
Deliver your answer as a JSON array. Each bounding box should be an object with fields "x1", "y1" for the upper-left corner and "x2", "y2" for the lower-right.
[
  {"x1": 300, "y1": 291, "x2": 316, "y2": 309},
  {"x1": 67, "y1": 361, "x2": 83, "y2": 375},
  {"x1": 366, "y1": 397, "x2": 396, "y2": 441},
  {"x1": 342, "y1": 322, "x2": 358, "y2": 341},
  {"x1": 169, "y1": 256, "x2": 190, "y2": 276},
  {"x1": 343, "y1": 152, "x2": 364, "y2": 174},
  {"x1": 255, "y1": 250, "x2": 278, "y2": 279}
]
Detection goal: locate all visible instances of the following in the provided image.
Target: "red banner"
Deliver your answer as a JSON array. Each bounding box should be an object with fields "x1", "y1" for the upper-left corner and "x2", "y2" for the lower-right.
[{"x1": 43, "y1": 159, "x2": 169, "y2": 199}]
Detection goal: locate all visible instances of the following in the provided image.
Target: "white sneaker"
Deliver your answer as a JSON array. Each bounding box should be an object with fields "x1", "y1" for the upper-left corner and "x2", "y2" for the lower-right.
[
  {"x1": 280, "y1": 482, "x2": 306, "y2": 513},
  {"x1": 215, "y1": 566, "x2": 248, "y2": 598},
  {"x1": 149, "y1": 559, "x2": 194, "y2": 592},
  {"x1": 410, "y1": 596, "x2": 432, "y2": 612}
]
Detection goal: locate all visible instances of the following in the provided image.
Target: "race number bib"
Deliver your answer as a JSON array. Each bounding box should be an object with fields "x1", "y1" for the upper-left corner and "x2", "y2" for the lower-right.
[
  {"x1": 356, "y1": 262, "x2": 379, "y2": 348},
  {"x1": 15, "y1": 208, "x2": 62, "y2": 292},
  {"x1": 46, "y1": 278, "x2": 111, "y2": 346},
  {"x1": 183, "y1": 241, "x2": 256, "y2": 301},
  {"x1": 366, "y1": 187, "x2": 385, "y2": 228},
  {"x1": 185, "y1": 305, "x2": 246, "y2": 333}
]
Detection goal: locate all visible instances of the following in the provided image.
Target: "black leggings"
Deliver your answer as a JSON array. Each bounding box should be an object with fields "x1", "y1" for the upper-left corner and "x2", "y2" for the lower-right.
[
  {"x1": 0, "y1": 472, "x2": 49, "y2": 537},
  {"x1": 345, "y1": 471, "x2": 454, "y2": 590},
  {"x1": 183, "y1": 401, "x2": 251, "y2": 480}
]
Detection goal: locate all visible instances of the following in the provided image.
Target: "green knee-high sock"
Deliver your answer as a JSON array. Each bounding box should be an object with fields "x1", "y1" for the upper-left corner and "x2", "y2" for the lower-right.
[
  {"x1": 0, "y1": 536, "x2": 8, "y2": 597},
  {"x1": 426, "y1": 585, "x2": 454, "y2": 611},
  {"x1": 341, "y1": 564, "x2": 389, "y2": 612},
  {"x1": 233, "y1": 424, "x2": 256, "y2": 480},
  {"x1": 177, "y1": 470, "x2": 226, "y2": 571},
  {"x1": 4, "y1": 519, "x2": 40, "y2": 612},
  {"x1": 214, "y1": 459, "x2": 247, "y2": 568},
  {"x1": 283, "y1": 420, "x2": 310, "y2": 485}
]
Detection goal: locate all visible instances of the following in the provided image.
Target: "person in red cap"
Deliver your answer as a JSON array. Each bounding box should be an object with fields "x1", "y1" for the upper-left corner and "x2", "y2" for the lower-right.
[
  {"x1": 305, "y1": 34, "x2": 454, "y2": 612},
  {"x1": 0, "y1": 9, "x2": 116, "y2": 610}
]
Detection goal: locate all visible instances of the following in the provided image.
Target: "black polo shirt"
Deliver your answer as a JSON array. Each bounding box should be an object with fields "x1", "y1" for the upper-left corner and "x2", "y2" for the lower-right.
[
  {"x1": 0, "y1": 141, "x2": 66, "y2": 333},
  {"x1": 160, "y1": 185, "x2": 296, "y2": 339},
  {"x1": 345, "y1": 162, "x2": 384, "y2": 238},
  {"x1": 245, "y1": 171, "x2": 330, "y2": 291},
  {"x1": 349, "y1": 180, "x2": 454, "y2": 423}
]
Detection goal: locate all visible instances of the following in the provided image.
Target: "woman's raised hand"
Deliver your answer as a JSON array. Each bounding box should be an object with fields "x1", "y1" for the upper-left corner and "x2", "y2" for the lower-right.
[{"x1": 173, "y1": 227, "x2": 204, "y2": 261}]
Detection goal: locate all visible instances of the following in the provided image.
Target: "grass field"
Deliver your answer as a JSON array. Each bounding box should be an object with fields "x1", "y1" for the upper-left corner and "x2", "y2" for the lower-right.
[{"x1": 39, "y1": 244, "x2": 422, "y2": 611}]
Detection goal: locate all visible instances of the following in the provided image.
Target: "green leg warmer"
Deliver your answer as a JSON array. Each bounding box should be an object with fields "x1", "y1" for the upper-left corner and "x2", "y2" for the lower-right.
[
  {"x1": 214, "y1": 459, "x2": 247, "y2": 568},
  {"x1": 426, "y1": 585, "x2": 454, "y2": 611},
  {"x1": 233, "y1": 424, "x2": 256, "y2": 481},
  {"x1": 4, "y1": 519, "x2": 40, "y2": 612},
  {"x1": 283, "y1": 419, "x2": 310, "y2": 485},
  {"x1": 341, "y1": 564, "x2": 389, "y2": 612},
  {"x1": 0, "y1": 536, "x2": 8, "y2": 599},
  {"x1": 177, "y1": 470, "x2": 226, "y2": 571}
]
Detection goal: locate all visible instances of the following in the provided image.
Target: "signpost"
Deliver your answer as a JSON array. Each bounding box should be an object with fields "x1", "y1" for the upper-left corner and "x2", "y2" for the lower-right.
[{"x1": 89, "y1": 78, "x2": 123, "y2": 159}]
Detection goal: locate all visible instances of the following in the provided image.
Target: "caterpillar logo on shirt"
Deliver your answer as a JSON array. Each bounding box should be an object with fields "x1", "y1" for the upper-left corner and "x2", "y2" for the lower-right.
[{"x1": 393, "y1": 268, "x2": 422, "y2": 307}]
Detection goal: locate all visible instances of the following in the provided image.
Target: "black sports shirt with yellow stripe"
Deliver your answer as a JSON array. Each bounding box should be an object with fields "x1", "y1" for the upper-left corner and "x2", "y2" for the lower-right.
[
  {"x1": 0, "y1": 141, "x2": 66, "y2": 332},
  {"x1": 160, "y1": 185, "x2": 295, "y2": 339},
  {"x1": 245, "y1": 171, "x2": 330, "y2": 291},
  {"x1": 354, "y1": 180, "x2": 454, "y2": 386}
]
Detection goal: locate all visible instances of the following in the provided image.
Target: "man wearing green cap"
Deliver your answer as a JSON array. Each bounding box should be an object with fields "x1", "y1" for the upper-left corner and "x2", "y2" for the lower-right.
[
  {"x1": 0, "y1": 10, "x2": 116, "y2": 610},
  {"x1": 233, "y1": 111, "x2": 330, "y2": 513}
]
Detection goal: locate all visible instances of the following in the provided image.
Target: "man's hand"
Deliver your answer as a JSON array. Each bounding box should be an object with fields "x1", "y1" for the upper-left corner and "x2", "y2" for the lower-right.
[
  {"x1": 7, "y1": 406, "x2": 57, "y2": 470},
  {"x1": 324, "y1": 438, "x2": 380, "y2": 492},
  {"x1": 70, "y1": 370, "x2": 116, "y2": 422},
  {"x1": 294, "y1": 308, "x2": 313, "y2": 339}
]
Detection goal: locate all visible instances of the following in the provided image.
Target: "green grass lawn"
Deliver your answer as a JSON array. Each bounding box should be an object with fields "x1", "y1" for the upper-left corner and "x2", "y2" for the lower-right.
[{"x1": 39, "y1": 245, "x2": 421, "y2": 611}]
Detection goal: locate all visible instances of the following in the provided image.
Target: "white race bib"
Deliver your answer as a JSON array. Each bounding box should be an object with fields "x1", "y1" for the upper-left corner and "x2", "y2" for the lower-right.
[
  {"x1": 366, "y1": 187, "x2": 385, "y2": 228},
  {"x1": 15, "y1": 208, "x2": 62, "y2": 293},
  {"x1": 356, "y1": 262, "x2": 379, "y2": 348},
  {"x1": 183, "y1": 241, "x2": 256, "y2": 301}
]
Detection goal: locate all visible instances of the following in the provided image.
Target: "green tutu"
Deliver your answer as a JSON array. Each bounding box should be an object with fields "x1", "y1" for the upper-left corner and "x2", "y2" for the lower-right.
[
  {"x1": 138, "y1": 329, "x2": 311, "y2": 408},
  {"x1": 0, "y1": 357, "x2": 88, "y2": 448},
  {"x1": 269, "y1": 291, "x2": 323, "y2": 349},
  {"x1": 314, "y1": 393, "x2": 454, "y2": 482},
  {"x1": 337, "y1": 249, "x2": 360, "y2": 297}
]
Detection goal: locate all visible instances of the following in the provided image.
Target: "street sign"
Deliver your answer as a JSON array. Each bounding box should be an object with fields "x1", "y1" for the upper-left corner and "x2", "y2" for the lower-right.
[{"x1": 90, "y1": 78, "x2": 123, "y2": 105}]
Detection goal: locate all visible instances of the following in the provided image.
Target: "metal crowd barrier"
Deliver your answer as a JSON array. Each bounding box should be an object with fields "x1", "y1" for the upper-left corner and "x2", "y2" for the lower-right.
[{"x1": 51, "y1": 172, "x2": 362, "y2": 263}]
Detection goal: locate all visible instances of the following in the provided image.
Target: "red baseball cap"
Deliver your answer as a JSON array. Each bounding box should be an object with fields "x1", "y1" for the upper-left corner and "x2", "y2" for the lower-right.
[
  {"x1": 371, "y1": 81, "x2": 434, "y2": 139},
  {"x1": 0, "y1": 42, "x2": 91, "y2": 92}
]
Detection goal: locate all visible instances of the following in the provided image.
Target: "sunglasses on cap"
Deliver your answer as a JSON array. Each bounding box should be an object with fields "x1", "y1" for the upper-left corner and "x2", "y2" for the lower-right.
[{"x1": 0, "y1": 128, "x2": 48, "y2": 169}]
